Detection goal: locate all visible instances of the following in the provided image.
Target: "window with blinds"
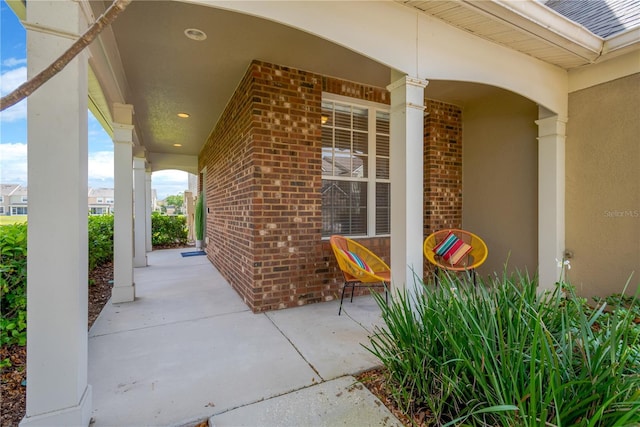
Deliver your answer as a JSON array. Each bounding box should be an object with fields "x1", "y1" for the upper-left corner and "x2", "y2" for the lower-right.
[{"x1": 321, "y1": 97, "x2": 390, "y2": 237}]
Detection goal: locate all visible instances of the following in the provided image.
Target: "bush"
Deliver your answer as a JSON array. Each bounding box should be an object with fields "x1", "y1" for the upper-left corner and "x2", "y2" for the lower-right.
[
  {"x1": 0, "y1": 223, "x2": 28, "y2": 347},
  {"x1": 88, "y1": 214, "x2": 114, "y2": 271},
  {"x1": 0, "y1": 216, "x2": 115, "y2": 349},
  {"x1": 368, "y1": 273, "x2": 640, "y2": 426},
  {"x1": 151, "y1": 212, "x2": 188, "y2": 247}
]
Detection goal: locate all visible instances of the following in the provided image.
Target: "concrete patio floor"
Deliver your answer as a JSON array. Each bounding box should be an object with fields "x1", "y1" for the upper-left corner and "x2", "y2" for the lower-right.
[{"x1": 88, "y1": 248, "x2": 402, "y2": 427}]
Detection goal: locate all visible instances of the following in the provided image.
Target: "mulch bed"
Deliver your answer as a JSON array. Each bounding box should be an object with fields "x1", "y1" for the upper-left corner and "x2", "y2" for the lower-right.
[
  {"x1": 1, "y1": 263, "x2": 114, "y2": 427},
  {"x1": 356, "y1": 368, "x2": 431, "y2": 427}
]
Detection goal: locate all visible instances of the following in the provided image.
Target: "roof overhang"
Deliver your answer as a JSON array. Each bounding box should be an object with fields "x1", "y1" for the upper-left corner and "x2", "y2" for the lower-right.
[{"x1": 398, "y1": 0, "x2": 640, "y2": 69}]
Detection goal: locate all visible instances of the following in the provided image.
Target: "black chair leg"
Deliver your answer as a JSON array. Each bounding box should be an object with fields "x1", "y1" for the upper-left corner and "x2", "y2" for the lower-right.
[
  {"x1": 338, "y1": 282, "x2": 348, "y2": 315},
  {"x1": 350, "y1": 282, "x2": 356, "y2": 303},
  {"x1": 384, "y1": 282, "x2": 389, "y2": 306}
]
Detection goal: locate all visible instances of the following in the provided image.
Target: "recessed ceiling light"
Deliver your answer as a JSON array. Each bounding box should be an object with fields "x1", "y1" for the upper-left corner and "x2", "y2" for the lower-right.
[
  {"x1": 173, "y1": 144, "x2": 183, "y2": 147},
  {"x1": 184, "y1": 28, "x2": 207, "y2": 41},
  {"x1": 177, "y1": 112, "x2": 190, "y2": 118}
]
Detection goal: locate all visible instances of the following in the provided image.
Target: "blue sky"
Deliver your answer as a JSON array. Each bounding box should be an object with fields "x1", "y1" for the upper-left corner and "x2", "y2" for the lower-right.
[{"x1": 0, "y1": 1, "x2": 187, "y2": 200}]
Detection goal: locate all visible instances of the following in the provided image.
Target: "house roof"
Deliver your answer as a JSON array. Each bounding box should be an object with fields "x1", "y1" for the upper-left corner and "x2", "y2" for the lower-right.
[
  {"x1": 0, "y1": 184, "x2": 21, "y2": 196},
  {"x1": 11, "y1": 186, "x2": 27, "y2": 196},
  {"x1": 400, "y1": 0, "x2": 640, "y2": 69},
  {"x1": 88, "y1": 188, "x2": 114, "y2": 198},
  {"x1": 542, "y1": 0, "x2": 640, "y2": 38}
]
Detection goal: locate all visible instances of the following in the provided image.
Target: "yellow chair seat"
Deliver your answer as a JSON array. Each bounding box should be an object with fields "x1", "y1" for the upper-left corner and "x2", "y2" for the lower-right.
[
  {"x1": 423, "y1": 229, "x2": 488, "y2": 283},
  {"x1": 330, "y1": 235, "x2": 390, "y2": 315}
]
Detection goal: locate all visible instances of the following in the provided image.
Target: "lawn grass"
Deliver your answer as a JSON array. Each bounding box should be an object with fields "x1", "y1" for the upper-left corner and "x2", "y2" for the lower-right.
[{"x1": 0, "y1": 216, "x2": 27, "y2": 225}]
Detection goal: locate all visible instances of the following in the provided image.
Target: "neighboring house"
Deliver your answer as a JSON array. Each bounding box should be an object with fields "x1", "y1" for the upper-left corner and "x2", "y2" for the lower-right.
[
  {"x1": 11, "y1": 1, "x2": 640, "y2": 423},
  {"x1": 0, "y1": 184, "x2": 29, "y2": 216},
  {"x1": 0, "y1": 185, "x2": 158, "y2": 216},
  {"x1": 87, "y1": 187, "x2": 114, "y2": 215},
  {"x1": 0, "y1": 184, "x2": 19, "y2": 215}
]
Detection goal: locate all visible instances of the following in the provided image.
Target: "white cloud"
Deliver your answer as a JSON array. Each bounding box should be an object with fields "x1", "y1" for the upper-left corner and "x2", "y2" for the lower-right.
[
  {"x1": 0, "y1": 143, "x2": 28, "y2": 185},
  {"x1": 0, "y1": 100, "x2": 26, "y2": 123},
  {"x1": 152, "y1": 170, "x2": 189, "y2": 200},
  {"x1": 0, "y1": 66, "x2": 26, "y2": 94},
  {"x1": 2, "y1": 57, "x2": 26, "y2": 68},
  {"x1": 0, "y1": 66, "x2": 27, "y2": 122},
  {"x1": 88, "y1": 150, "x2": 114, "y2": 181}
]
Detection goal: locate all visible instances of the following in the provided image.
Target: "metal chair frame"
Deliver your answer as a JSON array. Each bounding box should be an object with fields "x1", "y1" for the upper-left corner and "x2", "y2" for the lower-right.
[
  {"x1": 329, "y1": 235, "x2": 390, "y2": 315},
  {"x1": 423, "y1": 229, "x2": 488, "y2": 286}
]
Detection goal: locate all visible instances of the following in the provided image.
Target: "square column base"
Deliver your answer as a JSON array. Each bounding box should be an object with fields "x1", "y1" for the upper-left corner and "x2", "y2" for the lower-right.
[
  {"x1": 20, "y1": 385, "x2": 92, "y2": 427},
  {"x1": 111, "y1": 284, "x2": 135, "y2": 303},
  {"x1": 133, "y1": 255, "x2": 147, "y2": 268}
]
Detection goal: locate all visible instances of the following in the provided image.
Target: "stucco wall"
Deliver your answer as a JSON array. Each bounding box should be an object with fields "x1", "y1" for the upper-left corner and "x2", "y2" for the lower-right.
[
  {"x1": 462, "y1": 90, "x2": 539, "y2": 278},
  {"x1": 566, "y1": 73, "x2": 640, "y2": 299}
]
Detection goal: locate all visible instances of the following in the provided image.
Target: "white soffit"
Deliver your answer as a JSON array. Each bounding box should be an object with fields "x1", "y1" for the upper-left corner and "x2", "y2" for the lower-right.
[{"x1": 398, "y1": 0, "x2": 607, "y2": 69}]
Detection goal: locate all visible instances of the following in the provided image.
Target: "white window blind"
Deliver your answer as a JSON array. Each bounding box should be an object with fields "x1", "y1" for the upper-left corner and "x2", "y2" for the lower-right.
[{"x1": 321, "y1": 96, "x2": 390, "y2": 237}]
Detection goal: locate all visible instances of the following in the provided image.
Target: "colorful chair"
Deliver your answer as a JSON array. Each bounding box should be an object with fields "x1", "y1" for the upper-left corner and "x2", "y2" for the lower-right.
[
  {"x1": 329, "y1": 235, "x2": 390, "y2": 315},
  {"x1": 423, "y1": 229, "x2": 488, "y2": 285}
]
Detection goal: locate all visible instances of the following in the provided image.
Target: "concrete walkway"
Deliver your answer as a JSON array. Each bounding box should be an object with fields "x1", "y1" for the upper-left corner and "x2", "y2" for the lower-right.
[{"x1": 88, "y1": 248, "x2": 402, "y2": 427}]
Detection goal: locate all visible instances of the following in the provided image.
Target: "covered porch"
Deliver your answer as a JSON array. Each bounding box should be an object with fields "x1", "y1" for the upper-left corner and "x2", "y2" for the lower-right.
[
  {"x1": 88, "y1": 248, "x2": 398, "y2": 426},
  {"x1": 16, "y1": 0, "x2": 640, "y2": 424}
]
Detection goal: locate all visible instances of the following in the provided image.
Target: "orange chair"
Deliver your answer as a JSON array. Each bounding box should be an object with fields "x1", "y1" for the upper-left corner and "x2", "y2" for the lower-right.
[
  {"x1": 423, "y1": 229, "x2": 488, "y2": 285},
  {"x1": 329, "y1": 235, "x2": 390, "y2": 315}
]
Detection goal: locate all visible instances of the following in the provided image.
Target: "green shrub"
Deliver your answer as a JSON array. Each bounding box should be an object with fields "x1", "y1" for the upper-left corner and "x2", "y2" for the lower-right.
[
  {"x1": 368, "y1": 273, "x2": 640, "y2": 426},
  {"x1": 88, "y1": 214, "x2": 114, "y2": 271},
  {"x1": 0, "y1": 223, "x2": 28, "y2": 347},
  {"x1": 0, "y1": 216, "x2": 115, "y2": 350},
  {"x1": 151, "y1": 212, "x2": 188, "y2": 247}
]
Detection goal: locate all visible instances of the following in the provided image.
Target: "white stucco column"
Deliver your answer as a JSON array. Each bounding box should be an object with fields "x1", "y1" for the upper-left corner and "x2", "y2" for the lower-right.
[
  {"x1": 145, "y1": 170, "x2": 153, "y2": 252},
  {"x1": 387, "y1": 75, "x2": 428, "y2": 297},
  {"x1": 112, "y1": 103, "x2": 135, "y2": 303},
  {"x1": 133, "y1": 157, "x2": 147, "y2": 267},
  {"x1": 22, "y1": 1, "x2": 92, "y2": 425},
  {"x1": 536, "y1": 113, "x2": 566, "y2": 290}
]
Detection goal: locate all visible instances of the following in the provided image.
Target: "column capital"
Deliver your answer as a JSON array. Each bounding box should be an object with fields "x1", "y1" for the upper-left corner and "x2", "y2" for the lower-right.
[
  {"x1": 535, "y1": 115, "x2": 567, "y2": 137},
  {"x1": 386, "y1": 75, "x2": 429, "y2": 92},
  {"x1": 22, "y1": 21, "x2": 79, "y2": 40},
  {"x1": 113, "y1": 123, "x2": 134, "y2": 144},
  {"x1": 133, "y1": 156, "x2": 146, "y2": 170},
  {"x1": 113, "y1": 103, "x2": 134, "y2": 125}
]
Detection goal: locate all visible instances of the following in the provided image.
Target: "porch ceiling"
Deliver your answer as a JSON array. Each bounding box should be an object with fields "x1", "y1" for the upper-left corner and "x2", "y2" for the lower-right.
[
  {"x1": 88, "y1": 0, "x2": 392, "y2": 165},
  {"x1": 87, "y1": 0, "x2": 519, "y2": 168},
  {"x1": 87, "y1": 0, "x2": 637, "y2": 168}
]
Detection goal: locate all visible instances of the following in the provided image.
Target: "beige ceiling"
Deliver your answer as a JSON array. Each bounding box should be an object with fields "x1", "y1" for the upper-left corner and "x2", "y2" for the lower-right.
[
  {"x1": 89, "y1": 0, "x2": 519, "y2": 167},
  {"x1": 98, "y1": 0, "x2": 392, "y2": 159}
]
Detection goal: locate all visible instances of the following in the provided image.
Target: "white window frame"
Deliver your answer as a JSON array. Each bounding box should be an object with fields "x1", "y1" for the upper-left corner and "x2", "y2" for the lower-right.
[
  {"x1": 106, "y1": 198, "x2": 114, "y2": 204},
  {"x1": 11, "y1": 206, "x2": 27, "y2": 215},
  {"x1": 0, "y1": 196, "x2": 4, "y2": 203},
  {"x1": 321, "y1": 93, "x2": 390, "y2": 238},
  {"x1": 0, "y1": 206, "x2": 4, "y2": 214},
  {"x1": 21, "y1": 196, "x2": 28, "y2": 203},
  {"x1": 97, "y1": 198, "x2": 104, "y2": 203}
]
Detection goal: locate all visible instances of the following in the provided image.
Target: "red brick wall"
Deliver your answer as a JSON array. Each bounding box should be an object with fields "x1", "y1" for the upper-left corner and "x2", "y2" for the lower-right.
[
  {"x1": 200, "y1": 60, "x2": 461, "y2": 312},
  {"x1": 424, "y1": 100, "x2": 463, "y2": 235},
  {"x1": 199, "y1": 66, "x2": 255, "y2": 306},
  {"x1": 423, "y1": 100, "x2": 464, "y2": 276}
]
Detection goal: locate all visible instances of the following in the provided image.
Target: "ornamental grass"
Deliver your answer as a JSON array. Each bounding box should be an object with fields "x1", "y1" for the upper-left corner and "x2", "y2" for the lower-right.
[{"x1": 367, "y1": 271, "x2": 640, "y2": 426}]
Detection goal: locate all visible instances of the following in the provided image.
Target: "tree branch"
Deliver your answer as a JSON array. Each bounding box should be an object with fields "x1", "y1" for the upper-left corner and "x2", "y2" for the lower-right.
[{"x1": 0, "y1": 0, "x2": 132, "y2": 112}]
